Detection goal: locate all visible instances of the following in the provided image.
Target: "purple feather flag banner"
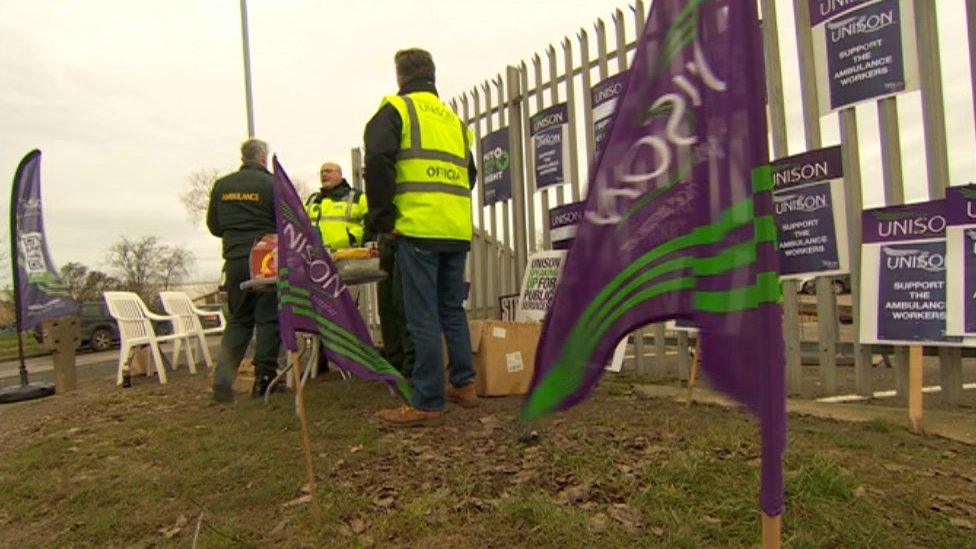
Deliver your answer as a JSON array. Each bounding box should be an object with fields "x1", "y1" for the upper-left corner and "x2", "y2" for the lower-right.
[
  {"x1": 11, "y1": 150, "x2": 76, "y2": 331},
  {"x1": 522, "y1": 1, "x2": 786, "y2": 516},
  {"x1": 272, "y1": 157, "x2": 410, "y2": 401}
]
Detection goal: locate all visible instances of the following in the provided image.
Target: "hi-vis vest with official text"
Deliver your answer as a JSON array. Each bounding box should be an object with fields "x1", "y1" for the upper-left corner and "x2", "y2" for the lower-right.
[
  {"x1": 380, "y1": 92, "x2": 474, "y2": 241},
  {"x1": 305, "y1": 190, "x2": 368, "y2": 250}
]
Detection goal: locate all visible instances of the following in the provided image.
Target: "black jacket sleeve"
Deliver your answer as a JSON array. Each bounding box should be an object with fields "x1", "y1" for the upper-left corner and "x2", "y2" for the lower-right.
[
  {"x1": 206, "y1": 180, "x2": 222, "y2": 237},
  {"x1": 363, "y1": 103, "x2": 402, "y2": 235}
]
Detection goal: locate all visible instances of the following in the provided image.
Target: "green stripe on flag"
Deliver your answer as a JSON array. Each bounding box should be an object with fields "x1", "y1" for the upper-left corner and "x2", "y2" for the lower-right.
[{"x1": 693, "y1": 271, "x2": 781, "y2": 313}]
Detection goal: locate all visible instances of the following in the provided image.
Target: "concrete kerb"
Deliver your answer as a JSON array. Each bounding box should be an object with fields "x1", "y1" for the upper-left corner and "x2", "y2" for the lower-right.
[{"x1": 634, "y1": 383, "x2": 976, "y2": 446}]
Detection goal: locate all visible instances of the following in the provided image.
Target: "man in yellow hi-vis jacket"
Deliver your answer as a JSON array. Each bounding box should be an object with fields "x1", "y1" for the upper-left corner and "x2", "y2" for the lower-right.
[
  {"x1": 365, "y1": 48, "x2": 479, "y2": 426},
  {"x1": 304, "y1": 162, "x2": 369, "y2": 251}
]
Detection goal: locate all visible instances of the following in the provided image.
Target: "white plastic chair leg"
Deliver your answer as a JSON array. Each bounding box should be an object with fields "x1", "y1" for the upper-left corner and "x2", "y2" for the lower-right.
[
  {"x1": 117, "y1": 343, "x2": 131, "y2": 386},
  {"x1": 150, "y1": 343, "x2": 168, "y2": 384},
  {"x1": 196, "y1": 333, "x2": 213, "y2": 369}
]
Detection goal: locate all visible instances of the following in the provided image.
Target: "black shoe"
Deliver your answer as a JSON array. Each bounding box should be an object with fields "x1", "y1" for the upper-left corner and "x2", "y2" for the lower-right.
[
  {"x1": 213, "y1": 384, "x2": 235, "y2": 404},
  {"x1": 252, "y1": 373, "x2": 274, "y2": 398}
]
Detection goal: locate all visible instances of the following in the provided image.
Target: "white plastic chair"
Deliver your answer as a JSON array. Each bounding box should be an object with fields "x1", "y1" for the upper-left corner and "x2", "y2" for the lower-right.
[
  {"x1": 103, "y1": 291, "x2": 193, "y2": 385},
  {"x1": 159, "y1": 291, "x2": 226, "y2": 370}
]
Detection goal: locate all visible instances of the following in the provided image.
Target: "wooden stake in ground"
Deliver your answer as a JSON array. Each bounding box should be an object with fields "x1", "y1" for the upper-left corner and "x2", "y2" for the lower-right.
[
  {"x1": 686, "y1": 338, "x2": 701, "y2": 406},
  {"x1": 290, "y1": 351, "x2": 319, "y2": 512},
  {"x1": 908, "y1": 346, "x2": 924, "y2": 434},
  {"x1": 762, "y1": 513, "x2": 781, "y2": 549}
]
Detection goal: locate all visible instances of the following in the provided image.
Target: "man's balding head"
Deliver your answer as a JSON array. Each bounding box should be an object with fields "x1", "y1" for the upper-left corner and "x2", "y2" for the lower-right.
[{"x1": 319, "y1": 162, "x2": 343, "y2": 189}]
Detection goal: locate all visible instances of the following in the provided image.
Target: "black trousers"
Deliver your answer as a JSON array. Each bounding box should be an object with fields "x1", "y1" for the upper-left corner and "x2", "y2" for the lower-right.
[{"x1": 214, "y1": 257, "x2": 280, "y2": 388}]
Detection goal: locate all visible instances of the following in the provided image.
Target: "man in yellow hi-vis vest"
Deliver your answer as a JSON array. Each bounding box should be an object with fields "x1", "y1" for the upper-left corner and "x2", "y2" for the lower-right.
[
  {"x1": 365, "y1": 48, "x2": 479, "y2": 425},
  {"x1": 304, "y1": 162, "x2": 369, "y2": 251}
]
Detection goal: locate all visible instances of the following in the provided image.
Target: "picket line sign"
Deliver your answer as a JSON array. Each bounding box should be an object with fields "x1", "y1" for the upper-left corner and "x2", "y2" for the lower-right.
[
  {"x1": 945, "y1": 184, "x2": 976, "y2": 337},
  {"x1": 809, "y1": 0, "x2": 920, "y2": 114},
  {"x1": 859, "y1": 200, "x2": 967, "y2": 347},
  {"x1": 771, "y1": 146, "x2": 850, "y2": 279},
  {"x1": 516, "y1": 250, "x2": 626, "y2": 372},
  {"x1": 529, "y1": 103, "x2": 571, "y2": 191}
]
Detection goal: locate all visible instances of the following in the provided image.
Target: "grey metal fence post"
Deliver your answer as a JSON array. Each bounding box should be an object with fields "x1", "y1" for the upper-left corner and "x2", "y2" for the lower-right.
[
  {"x1": 791, "y1": 0, "x2": 842, "y2": 396},
  {"x1": 579, "y1": 29, "x2": 596, "y2": 166},
  {"x1": 763, "y1": 0, "x2": 806, "y2": 394},
  {"x1": 969, "y1": 0, "x2": 976, "y2": 145},
  {"x1": 839, "y1": 109, "x2": 874, "y2": 397},
  {"x1": 495, "y1": 76, "x2": 516, "y2": 297},
  {"x1": 520, "y1": 61, "x2": 539, "y2": 255},
  {"x1": 508, "y1": 65, "x2": 530, "y2": 291},
  {"x1": 914, "y1": 0, "x2": 964, "y2": 404},
  {"x1": 562, "y1": 38, "x2": 582, "y2": 204},
  {"x1": 532, "y1": 55, "x2": 552, "y2": 249},
  {"x1": 462, "y1": 94, "x2": 485, "y2": 317},
  {"x1": 877, "y1": 96, "x2": 911, "y2": 402},
  {"x1": 546, "y1": 45, "x2": 566, "y2": 210}
]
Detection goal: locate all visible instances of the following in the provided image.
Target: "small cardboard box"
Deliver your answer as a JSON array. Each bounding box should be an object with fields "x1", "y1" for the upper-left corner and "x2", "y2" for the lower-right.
[{"x1": 468, "y1": 320, "x2": 541, "y2": 397}]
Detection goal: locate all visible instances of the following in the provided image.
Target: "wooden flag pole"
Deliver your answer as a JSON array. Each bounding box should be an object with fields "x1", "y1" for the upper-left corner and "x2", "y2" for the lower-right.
[
  {"x1": 908, "y1": 346, "x2": 924, "y2": 434},
  {"x1": 290, "y1": 351, "x2": 319, "y2": 513},
  {"x1": 762, "y1": 513, "x2": 781, "y2": 549},
  {"x1": 686, "y1": 337, "x2": 701, "y2": 406}
]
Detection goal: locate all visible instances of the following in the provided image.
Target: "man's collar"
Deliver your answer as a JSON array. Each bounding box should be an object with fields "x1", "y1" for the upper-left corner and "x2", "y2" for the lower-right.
[
  {"x1": 398, "y1": 79, "x2": 438, "y2": 96},
  {"x1": 241, "y1": 162, "x2": 269, "y2": 173}
]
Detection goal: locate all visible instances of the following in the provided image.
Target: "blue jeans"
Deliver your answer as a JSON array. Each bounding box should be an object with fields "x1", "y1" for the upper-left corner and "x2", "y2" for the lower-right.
[{"x1": 397, "y1": 239, "x2": 475, "y2": 411}]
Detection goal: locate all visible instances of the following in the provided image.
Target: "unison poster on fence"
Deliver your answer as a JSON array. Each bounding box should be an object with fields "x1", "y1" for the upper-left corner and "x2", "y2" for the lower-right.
[
  {"x1": 860, "y1": 200, "x2": 963, "y2": 346},
  {"x1": 945, "y1": 184, "x2": 976, "y2": 337},
  {"x1": 771, "y1": 146, "x2": 849, "y2": 278},
  {"x1": 591, "y1": 71, "x2": 628, "y2": 159},
  {"x1": 515, "y1": 249, "x2": 627, "y2": 371},
  {"x1": 530, "y1": 103, "x2": 571, "y2": 190},
  {"x1": 516, "y1": 250, "x2": 566, "y2": 322},
  {"x1": 481, "y1": 128, "x2": 512, "y2": 205},
  {"x1": 809, "y1": 0, "x2": 919, "y2": 114},
  {"x1": 549, "y1": 200, "x2": 585, "y2": 250}
]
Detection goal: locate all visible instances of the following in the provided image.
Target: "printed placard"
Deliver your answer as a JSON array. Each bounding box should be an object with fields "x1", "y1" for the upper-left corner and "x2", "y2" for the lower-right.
[
  {"x1": 860, "y1": 200, "x2": 964, "y2": 346},
  {"x1": 945, "y1": 184, "x2": 976, "y2": 337},
  {"x1": 591, "y1": 71, "x2": 629, "y2": 159},
  {"x1": 809, "y1": 0, "x2": 919, "y2": 114},
  {"x1": 516, "y1": 250, "x2": 567, "y2": 322},
  {"x1": 771, "y1": 146, "x2": 849, "y2": 278},
  {"x1": 480, "y1": 128, "x2": 512, "y2": 205},
  {"x1": 549, "y1": 200, "x2": 586, "y2": 251},
  {"x1": 499, "y1": 293, "x2": 520, "y2": 322},
  {"x1": 530, "y1": 103, "x2": 571, "y2": 190}
]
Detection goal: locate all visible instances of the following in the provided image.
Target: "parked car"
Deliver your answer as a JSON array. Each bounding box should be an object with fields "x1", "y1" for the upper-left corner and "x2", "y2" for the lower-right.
[
  {"x1": 32, "y1": 300, "x2": 174, "y2": 352},
  {"x1": 799, "y1": 275, "x2": 850, "y2": 296}
]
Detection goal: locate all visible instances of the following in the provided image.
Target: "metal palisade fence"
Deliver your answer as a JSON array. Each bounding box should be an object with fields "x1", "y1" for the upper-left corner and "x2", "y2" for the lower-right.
[{"x1": 351, "y1": 0, "x2": 976, "y2": 402}]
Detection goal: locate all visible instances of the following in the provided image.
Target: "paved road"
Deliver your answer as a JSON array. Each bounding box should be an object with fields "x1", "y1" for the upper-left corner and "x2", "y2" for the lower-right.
[{"x1": 0, "y1": 337, "x2": 222, "y2": 386}]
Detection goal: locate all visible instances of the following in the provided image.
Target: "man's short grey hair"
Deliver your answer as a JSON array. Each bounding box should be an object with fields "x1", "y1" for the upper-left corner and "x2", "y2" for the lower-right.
[{"x1": 240, "y1": 139, "x2": 268, "y2": 163}]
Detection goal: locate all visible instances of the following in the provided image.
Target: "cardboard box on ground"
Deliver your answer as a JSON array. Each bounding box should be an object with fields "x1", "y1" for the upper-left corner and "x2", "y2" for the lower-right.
[{"x1": 445, "y1": 320, "x2": 542, "y2": 397}]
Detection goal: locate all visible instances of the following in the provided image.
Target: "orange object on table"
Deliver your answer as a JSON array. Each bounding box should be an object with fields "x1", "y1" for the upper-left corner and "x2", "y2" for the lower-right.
[{"x1": 249, "y1": 234, "x2": 278, "y2": 279}]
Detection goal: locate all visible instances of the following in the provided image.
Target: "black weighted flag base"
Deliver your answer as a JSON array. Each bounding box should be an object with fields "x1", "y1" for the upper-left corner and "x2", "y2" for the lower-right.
[{"x1": 0, "y1": 381, "x2": 55, "y2": 404}]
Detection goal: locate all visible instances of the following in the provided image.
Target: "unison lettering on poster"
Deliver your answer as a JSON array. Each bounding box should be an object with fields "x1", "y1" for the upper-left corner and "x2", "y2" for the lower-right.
[
  {"x1": 591, "y1": 72, "x2": 628, "y2": 160},
  {"x1": 516, "y1": 251, "x2": 566, "y2": 322},
  {"x1": 530, "y1": 103, "x2": 570, "y2": 190},
  {"x1": 771, "y1": 146, "x2": 849, "y2": 278},
  {"x1": 809, "y1": 0, "x2": 919, "y2": 114},
  {"x1": 860, "y1": 199, "x2": 964, "y2": 346}
]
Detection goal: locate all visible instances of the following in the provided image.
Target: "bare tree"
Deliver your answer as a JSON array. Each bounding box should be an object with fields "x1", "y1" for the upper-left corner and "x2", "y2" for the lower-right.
[
  {"x1": 60, "y1": 261, "x2": 122, "y2": 302},
  {"x1": 106, "y1": 236, "x2": 195, "y2": 305},
  {"x1": 180, "y1": 168, "x2": 220, "y2": 226}
]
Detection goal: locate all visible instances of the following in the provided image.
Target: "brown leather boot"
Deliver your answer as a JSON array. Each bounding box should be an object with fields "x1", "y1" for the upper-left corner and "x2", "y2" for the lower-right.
[
  {"x1": 376, "y1": 405, "x2": 444, "y2": 426},
  {"x1": 446, "y1": 382, "x2": 480, "y2": 408}
]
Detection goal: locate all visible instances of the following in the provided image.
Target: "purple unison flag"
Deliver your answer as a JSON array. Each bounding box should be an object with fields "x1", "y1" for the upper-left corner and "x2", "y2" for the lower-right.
[
  {"x1": 523, "y1": 0, "x2": 786, "y2": 517},
  {"x1": 11, "y1": 151, "x2": 76, "y2": 331},
  {"x1": 272, "y1": 157, "x2": 410, "y2": 400}
]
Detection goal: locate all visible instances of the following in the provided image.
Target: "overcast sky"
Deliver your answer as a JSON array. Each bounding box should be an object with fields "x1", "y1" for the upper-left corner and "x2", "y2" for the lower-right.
[{"x1": 0, "y1": 0, "x2": 973, "y2": 284}]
